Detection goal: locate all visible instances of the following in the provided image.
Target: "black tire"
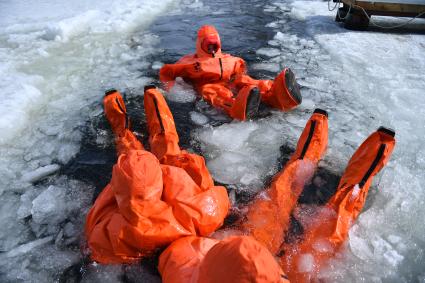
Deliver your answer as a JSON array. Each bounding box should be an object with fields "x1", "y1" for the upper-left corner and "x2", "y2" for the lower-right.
[{"x1": 344, "y1": 9, "x2": 370, "y2": 30}]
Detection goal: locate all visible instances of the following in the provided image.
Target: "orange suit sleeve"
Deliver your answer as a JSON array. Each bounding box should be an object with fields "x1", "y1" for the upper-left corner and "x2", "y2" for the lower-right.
[{"x1": 159, "y1": 62, "x2": 192, "y2": 90}]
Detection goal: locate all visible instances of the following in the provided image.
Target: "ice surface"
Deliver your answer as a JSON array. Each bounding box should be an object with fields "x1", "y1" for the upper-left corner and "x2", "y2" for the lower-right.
[
  {"x1": 20, "y1": 164, "x2": 60, "y2": 183},
  {"x1": 4, "y1": 236, "x2": 53, "y2": 258},
  {"x1": 190, "y1": 111, "x2": 209, "y2": 126},
  {"x1": 31, "y1": 185, "x2": 67, "y2": 225},
  {"x1": 196, "y1": 117, "x2": 298, "y2": 189},
  {"x1": 251, "y1": 62, "x2": 281, "y2": 73},
  {"x1": 297, "y1": 253, "x2": 315, "y2": 273},
  {"x1": 165, "y1": 77, "x2": 197, "y2": 103},
  {"x1": 0, "y1": 0, "x2": 178, "y2": 280},
  {"x1": 256, "y1": 47, "x2": 281, "y2": 58},
  {"x1": 1, "y1": 0, "x2": 425, "y2": 281}
]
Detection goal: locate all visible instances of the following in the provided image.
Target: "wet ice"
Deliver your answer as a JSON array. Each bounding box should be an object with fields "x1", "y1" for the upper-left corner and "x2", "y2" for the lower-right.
[{"x1": 1, "y1": 0, "x2": 425, "y2": 281}]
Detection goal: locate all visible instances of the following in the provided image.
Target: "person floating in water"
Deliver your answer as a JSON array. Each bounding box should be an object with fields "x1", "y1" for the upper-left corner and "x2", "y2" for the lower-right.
[
  {"x1": 159, "y1": 25, "x2": 302, "y2": 120},
  {"x1": 157, "y1": 109, "x2": 396, "y2": 283}
]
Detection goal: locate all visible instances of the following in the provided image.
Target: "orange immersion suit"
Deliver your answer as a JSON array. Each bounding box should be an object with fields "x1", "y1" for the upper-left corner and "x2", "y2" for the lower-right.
[
  {"x1": 160, "y1": 25, "x2": 302, "y2": 121},
  {"x1": 156, "y1": 109, "x2": 395, "y2": 283},
  {"x1": 241, "y1": 109, "x2": 328, "y2": 255},
  {"x1": 280, "y1": 127, "x2": 396, "y2": 282},
  {"x1": 85, "y1": 86, "x2": 229, "y2": 264}
]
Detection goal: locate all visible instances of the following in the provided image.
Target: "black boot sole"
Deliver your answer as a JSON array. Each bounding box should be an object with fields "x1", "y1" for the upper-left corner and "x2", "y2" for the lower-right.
[
  {"x1": 245, "y1": 87, "x2": 261, "y2": 120},
  {"x1": 285, "y1": 69, "x2": 302, "y2": 104},
  {"x1": 377, "y1": 126, "x2": 395, "y2": 137}
]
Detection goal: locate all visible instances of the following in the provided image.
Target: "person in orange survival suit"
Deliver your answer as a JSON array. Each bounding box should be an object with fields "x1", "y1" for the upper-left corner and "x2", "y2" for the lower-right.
[
  {"x1": 84, "y1": 85, "x2": 229, "y2": 264},
  {"x1": 156, "y1": 109, "x2": 396, "y2": 283},
  {"x1": 159, "y1": 25, "x2": 302, "y2": 121}
]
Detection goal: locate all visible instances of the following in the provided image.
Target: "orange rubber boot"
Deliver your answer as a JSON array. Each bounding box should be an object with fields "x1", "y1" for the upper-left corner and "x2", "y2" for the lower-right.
[
  {"x1": 281, "y1": 127, "x2": 396, "y2": 283},
  {"x1": 200, "y1": 83, "x2": 260, "y2": 121},
  {"x1": 103, "y1": 89, "x2": 143, "y2": 155},
  {"x1": 228, "y1": 85, "x2": 261, "y2": 121},
  {"x1": 262, "y1": 68, "x2": 302, "y2": 111},
  {"x1": 242, "y1": 109, "x2": 328, "y2": 254}
]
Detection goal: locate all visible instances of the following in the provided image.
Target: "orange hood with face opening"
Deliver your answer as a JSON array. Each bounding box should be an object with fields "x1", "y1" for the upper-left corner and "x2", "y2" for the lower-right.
[{"x1": 196, "y1": 25, "x2": 222, "y2": 58}]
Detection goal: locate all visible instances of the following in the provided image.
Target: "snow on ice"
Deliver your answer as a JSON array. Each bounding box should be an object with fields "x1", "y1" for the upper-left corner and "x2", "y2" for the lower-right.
[{"x1": 0, "y1": 0, "x2": 180, "y2": 281}]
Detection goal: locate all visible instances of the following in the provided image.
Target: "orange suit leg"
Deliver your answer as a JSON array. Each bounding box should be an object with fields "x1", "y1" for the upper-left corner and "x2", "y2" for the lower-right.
[
  {"x1": 199, "y1": 83, "x2": 235, "y2": 113},
  {"x1": 200, "y1": 83, "x2": 262, "y2": 121},
  {"x1": 242, "y1": 109, "x2": 328, "y2": 254},
  {"x1": 231, "y1": 73, "x2": 272, "y2": 96},
  {"x1": 103, "y1": 89, "x2": 143, "y2": 155},
  {"x1": 144, "y1": 86, "x2": 215, "y2": 190},
  {"x1": 281, "y1": 127, "x2": 396, "y2": 283},
  {"x1": 144, "y1": 86, "x2": 181, "y2": 160},
  {"x1": 233, "y1": 70, "x2": 301, "y2": 112}
]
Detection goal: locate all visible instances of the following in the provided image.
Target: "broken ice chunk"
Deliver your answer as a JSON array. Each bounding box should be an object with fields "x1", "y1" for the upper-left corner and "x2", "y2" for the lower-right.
[
  {"x1": 297, "y1": 253, "x2": 315, "y2": 273},
  {"x1": 251, "y1": 62, "x2": 281, "y2": 73},
  {"x1": 166, "y1": 78, "x2": 197, "y2": 103},
  {"x1": 21, "y1": 164, "x2": 60, "y2": 183},
  {"x1": 312, "y1": 239, "x2": 334, "y2": 253},
  {"x1": 349, "y1": 184, "x2": 361, "y2": 203},
  {"x1": 31, "y1": 185, "x2": 67, "y2": 225},
  {"x1": 240, "y1": 172, "x2": 258, "y2": 185},
  {"x1": 151, "y1": 61, "x2": 163, "y2": 70},
  {"x1": 190, "y1": 111, "x2": 209, "y2": 126},
  {"x1": 17, "y1": 189, "x2": 41, "y2": 219},
  {"x1": 256, "y1": 47, "x2": 281, "y2": 58},
  {"x1": 4, "y1": 236, "x2": 53, "y2": 258}
]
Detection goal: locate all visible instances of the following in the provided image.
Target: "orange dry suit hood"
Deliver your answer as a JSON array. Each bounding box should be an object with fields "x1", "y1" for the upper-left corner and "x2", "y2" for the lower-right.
[
  {"x1": 197, "y1": 236, "x2": 288, "y2": 283},
  {"x1": 196, "y1": 25, "x2": 222, "y2": 58}
]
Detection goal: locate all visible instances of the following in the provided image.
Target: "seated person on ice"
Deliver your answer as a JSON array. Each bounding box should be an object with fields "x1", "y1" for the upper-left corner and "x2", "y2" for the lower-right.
[
  {"x1": 85, "y1": 86, "x2": 395, "y2": 282},
  {"x1": 159, "y1": 25, "x2": 302, "y2": 120}
]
